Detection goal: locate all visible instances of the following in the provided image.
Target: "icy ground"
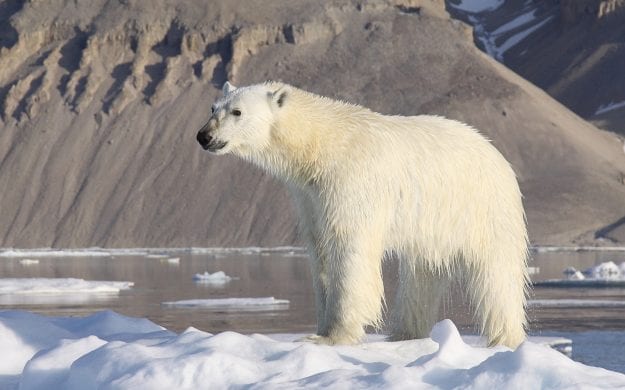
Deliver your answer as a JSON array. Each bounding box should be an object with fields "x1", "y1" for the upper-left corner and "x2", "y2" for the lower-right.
[{"x1": 1, "y1": 311, "x2": 624, "y2": 389}]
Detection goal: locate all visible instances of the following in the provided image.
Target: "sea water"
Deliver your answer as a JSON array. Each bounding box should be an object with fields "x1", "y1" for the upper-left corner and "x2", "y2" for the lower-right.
[{"x1": 0, "y1": 248, "x2": 624, "y2": 373}]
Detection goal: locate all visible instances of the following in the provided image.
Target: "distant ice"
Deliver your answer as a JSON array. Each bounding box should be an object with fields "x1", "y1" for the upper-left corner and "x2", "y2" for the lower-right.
[
  {"x1": 596, "y1": 100, "x2": 625, "y2": 115},
  {"x1": 162, "y1": 297, "x2": 289, "y2": 311},
  {"x1": 165, "y1": 257, "x2": 180, "y2": 264},
  {"x1": 535, "y1": 261, "x2": 625, "y2": 287},
  {"x1": 2, "y1": 311, "x2": 623, "y2": 389},
  {"x1": 0, "y1": 249, "x2": 115, "y2": 258},
  {"x1": 18, "y1": 259, "x2": 39, "y2": 265},
  {"x1": 533, "y1": 246, "x2": 625, "y2": 253},
  {"x1": 529, "y1": 299, "x2": 625, "y2": 308},
  {"x1": 0, "y1": 246, "x2": 307, "y2": 258},
  {"x1": 448, "y1": 0, "x2": 504, "y2": 13},
  {"x1": 586, "y1": 261, "x2": 622, "y2": 279},
  {"x1": 193, "y1": 271, "x2": 233, "y2": 285}
]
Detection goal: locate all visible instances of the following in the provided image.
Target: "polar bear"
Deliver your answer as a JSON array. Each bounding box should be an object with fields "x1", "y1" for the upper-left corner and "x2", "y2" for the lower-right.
[{"x1": 196, "y1": 81, "x2": 529, "y2": 348}]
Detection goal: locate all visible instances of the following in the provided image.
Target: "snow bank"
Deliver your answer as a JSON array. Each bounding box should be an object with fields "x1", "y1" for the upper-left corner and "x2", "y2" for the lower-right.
[
  {"x1": 1, "y1": 311, "x2": 623, "y2": 389},
  {"x1": 162, "y1": 297, "x2": 289, "y2": 310}
]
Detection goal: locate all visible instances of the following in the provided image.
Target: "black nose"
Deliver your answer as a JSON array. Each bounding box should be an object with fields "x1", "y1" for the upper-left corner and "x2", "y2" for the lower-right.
[{"x1": 196, "y1": 130, "x2": 213, "y2": 149}]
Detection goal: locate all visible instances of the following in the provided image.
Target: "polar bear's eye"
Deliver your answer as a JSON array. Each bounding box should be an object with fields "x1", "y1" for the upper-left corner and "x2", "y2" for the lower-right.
[
  {"x1": 231, "y1": 109, "x2": 242, "y2": 117},
  {"x1": 211, "y1": 106, "x2": 215, "y2": 114}
]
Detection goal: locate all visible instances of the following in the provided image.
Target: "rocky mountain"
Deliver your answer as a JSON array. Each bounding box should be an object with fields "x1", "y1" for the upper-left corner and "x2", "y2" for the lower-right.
[
  {"x1": 1, "y1": 0, "x2": 624, "y2": 248},
  {"x1": 447, "y1": 0, "x2": 625, "y2": 242},
  {"x1": 448, "y1": 0, "x2": 625, "y2": 134}
]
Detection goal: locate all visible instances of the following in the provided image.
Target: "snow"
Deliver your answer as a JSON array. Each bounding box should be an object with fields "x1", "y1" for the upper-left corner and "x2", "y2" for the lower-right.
[
  {"x1": 596, "y1": 100, "x2": 625, "y2": 115},
  {"x1": 492, "y1": 14, "x2": 553, "y2": 60},
  {"x1": 1, "y1": 311, "x2": 623, "y2": 389},
  {"x1": 474, "y1": 8, "x2": 553, "y2": 61},
  {"x1": 193, "y1": 271, "x2": 233, "y2": 284},
  {"x1": 452, "y1": 2, "x2": 555, "y2": 62},
  {"x1": 162, "y1": 297, "x2": 290, "y2": 310},
  {"x1": 448, "y1": 0, "x2": 504, "y2": 13}
]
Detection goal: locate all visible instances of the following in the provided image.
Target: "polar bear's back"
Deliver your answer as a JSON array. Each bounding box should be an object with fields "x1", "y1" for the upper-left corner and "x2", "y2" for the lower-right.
[{"x1": 352, "y1": 114, "x2": 526, "y2": 264}]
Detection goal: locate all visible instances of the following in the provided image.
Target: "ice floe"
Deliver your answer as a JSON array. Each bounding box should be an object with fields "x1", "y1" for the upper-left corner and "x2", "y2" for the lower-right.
[
  {"x1": 535, "y1": 261, "x2": 625, "y2": 287},
  {"x1": 192, "y1": 271, "x2": 233, "y2": 285},
  {"x1": 595, "y1": 100, "x2": 625, "y2": 115}
]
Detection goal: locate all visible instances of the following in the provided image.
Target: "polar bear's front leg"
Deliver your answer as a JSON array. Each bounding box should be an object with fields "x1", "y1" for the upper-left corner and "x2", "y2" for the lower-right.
[{"x1": 314, "y1": 235, "x2": 385, "y2": 345}]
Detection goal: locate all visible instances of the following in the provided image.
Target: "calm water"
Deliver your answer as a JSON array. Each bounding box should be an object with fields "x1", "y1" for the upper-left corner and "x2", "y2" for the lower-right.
[{"x1": 1, "y1": 249, "x2": 625, "y2": 371}]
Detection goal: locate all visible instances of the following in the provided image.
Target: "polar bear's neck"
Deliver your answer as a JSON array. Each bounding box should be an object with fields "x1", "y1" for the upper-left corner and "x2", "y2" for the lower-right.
[{"x1": 249, "y1": 88, "x2": 374, "y2": 188}]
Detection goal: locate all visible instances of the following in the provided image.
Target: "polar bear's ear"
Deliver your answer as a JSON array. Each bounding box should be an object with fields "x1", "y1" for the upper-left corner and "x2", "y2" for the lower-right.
[
  {"x1": 222, "y1": 81, "x2": 236, "y2": 95},
  {"x1": 270, "y1": 86, "x2": 290, "y2": 109}
]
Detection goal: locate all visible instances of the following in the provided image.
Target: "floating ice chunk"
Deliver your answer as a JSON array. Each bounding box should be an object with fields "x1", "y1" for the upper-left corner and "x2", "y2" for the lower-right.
[
  {"x1": 164, "y1": 257, "x2": 180, "y2": 265},
  {"x1": 193, "y1": 271, "x2": 233, "y2": 284},
  {"x1": 162, "y1": 297, "x2": 289, "y2": 311},
  {"x1": 563, "y1": 267, "x2": 585, "y2": 280},
  {"x1": 19, "y1": 259, "x2": 39, "y2": 265},
  {"x1": 0, "y1": 278, "x2": 133, "y2": 295},
  {"x1": 584, "y1": 261, "x2": 621, "y2": 279}
]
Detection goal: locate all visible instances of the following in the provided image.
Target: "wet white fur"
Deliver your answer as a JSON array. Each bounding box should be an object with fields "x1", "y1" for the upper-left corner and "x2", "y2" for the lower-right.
[{"x1": 206, "y1": 81, "x2": 529, "y2": 348}]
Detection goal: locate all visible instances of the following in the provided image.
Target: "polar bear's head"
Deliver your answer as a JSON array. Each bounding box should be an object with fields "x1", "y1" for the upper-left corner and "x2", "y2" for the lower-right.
[{"x1": 196, "y1": 82, "x2": 289, "y2": 156}]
